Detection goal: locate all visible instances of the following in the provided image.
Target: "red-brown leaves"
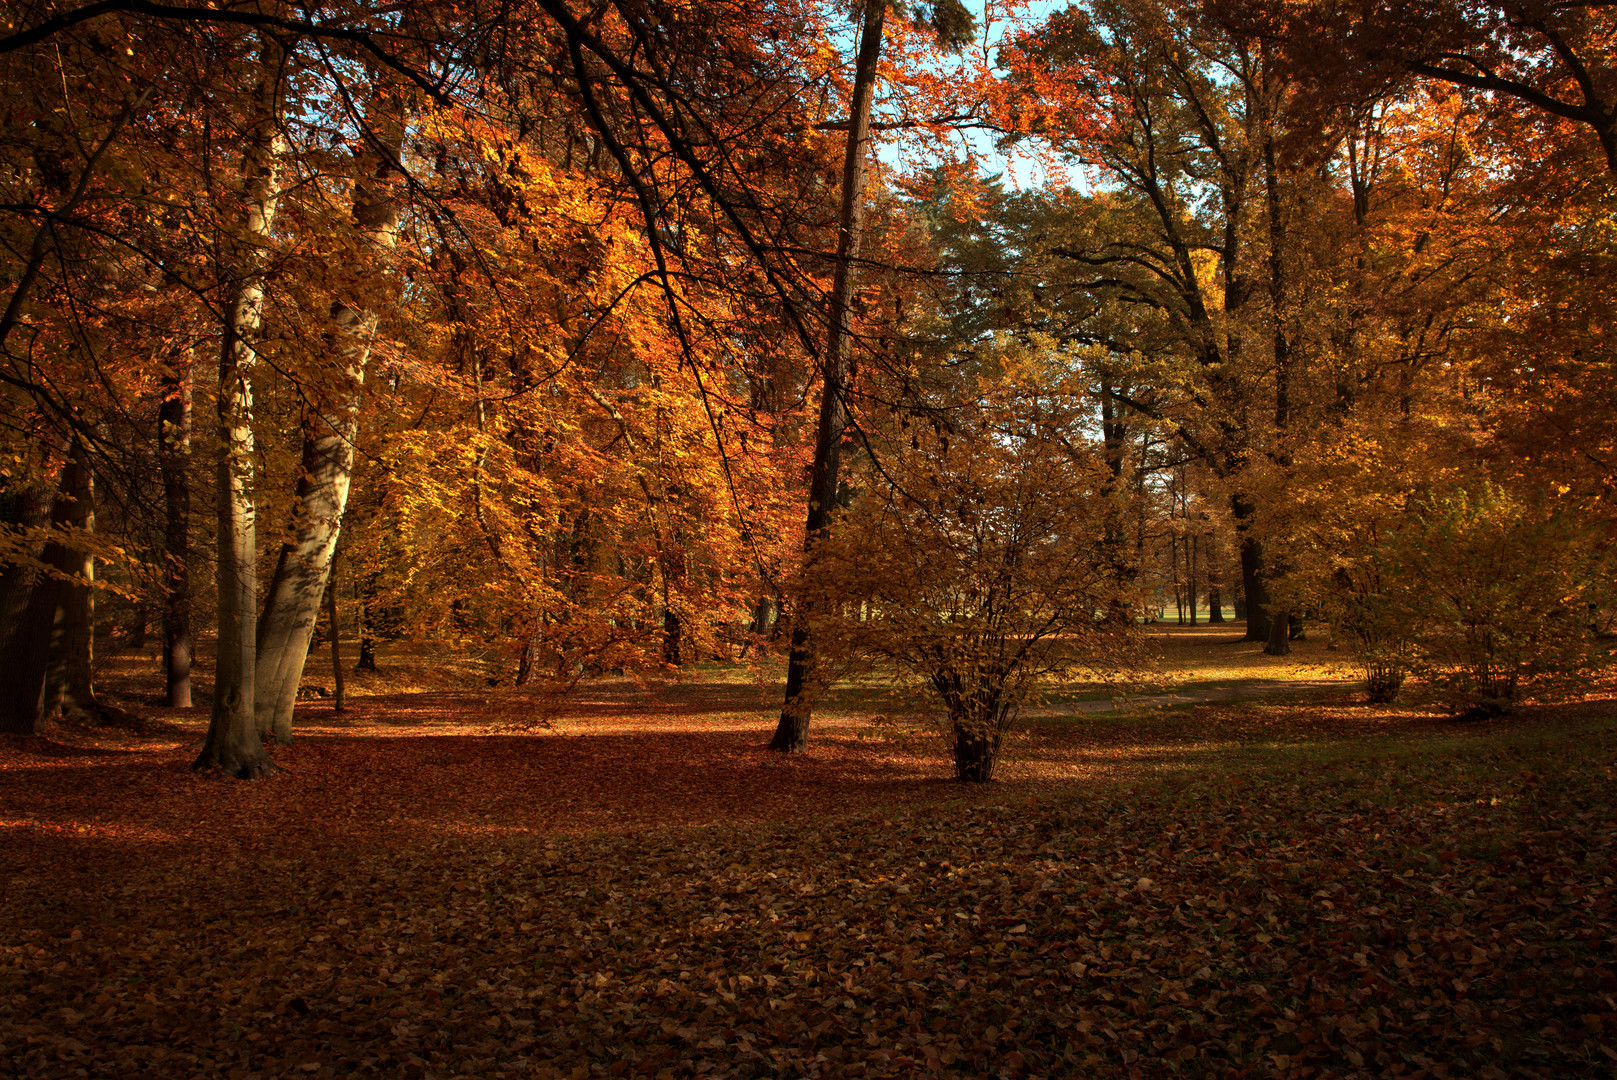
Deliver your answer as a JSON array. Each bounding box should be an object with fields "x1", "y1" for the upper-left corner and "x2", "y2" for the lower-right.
[{"x1": 2, "y1": 685, "x2": 1615, "y2": 1078}]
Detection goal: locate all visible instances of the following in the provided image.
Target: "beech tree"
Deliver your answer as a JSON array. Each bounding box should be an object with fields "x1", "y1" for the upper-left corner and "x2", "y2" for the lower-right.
[
  {"x1": 997, "y1": 0, "x2": 1312, "y2": 645},
  {"x1": 0, "y1": 0, "x2": 828, "y2": 761},
  {"x1": 253, "y1": 86, "x2": 405, "y2": 746}
]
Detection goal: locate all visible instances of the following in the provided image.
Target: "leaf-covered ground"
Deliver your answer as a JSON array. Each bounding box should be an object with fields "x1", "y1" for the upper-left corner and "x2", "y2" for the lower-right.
[{"x1": 2, "y1": 668, "x2": 1615, "y2": 1078}]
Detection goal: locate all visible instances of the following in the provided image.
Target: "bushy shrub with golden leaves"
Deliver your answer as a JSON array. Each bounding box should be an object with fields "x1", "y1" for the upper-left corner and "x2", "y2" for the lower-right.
[{"x1": 1384, "y1": 485, "x2": 1613, "y2": 716}]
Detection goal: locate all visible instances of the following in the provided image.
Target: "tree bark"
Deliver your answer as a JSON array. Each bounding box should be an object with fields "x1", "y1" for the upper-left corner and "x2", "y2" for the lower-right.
[
  {"x1": 1207, "y1": 584, "x2": 1226, "y2": 623},
  {"x1": 952, "y1": 709, "x2": 1007, "y2": 783},
  {"x1": 124, "y1": 605, "x2": 148, "y2": 649},
  {"x1": 661, "y1": 607, "x2": 683, "y2": 665},
  {"x1": 159, "y1": 351, "x2": 193, "y2": 707},
  {"x1": 1098, "y1": 372, "x2": 1136, "y2": 623},
  {"x1": 0, "y1": 479, "x2": 58, "y2": 735},
  {"x1": 1188, "y1": 532, "x2": 1199, "y2": 627},
  {"x1": 357, "y1": 571, "x2": 379, "y2": 672},
  {"x1": 254, "y1": 101, "x2": 402, "y2": 744},
  {"x1": 514, "y1": 605, "x2": 552, "y2": 686},
  {"x1": 326, "y1": 568, "x2": 345, "y2": 713},
  {"x1": 43, "y1": 441, "x2": 96, "y2": 717},
  {"x1": 0, "y1": 93, "x2": 150, "y2": 735},
  {"x1": 1259, "y1": 53, "x2": 1293, "y2": 663},
  {"x1": 773, "y1": 0, "x2": 886, "y2": 753},
  {"x1": 1265, "y1": 605, "x2": 1292, "y2": 656},
  {"x1": 194, "y1": 45, "x2": 286, "y2": 777},
  {"x1": 1234, "y1": 497, "x2": 1272, "y2": 641}
]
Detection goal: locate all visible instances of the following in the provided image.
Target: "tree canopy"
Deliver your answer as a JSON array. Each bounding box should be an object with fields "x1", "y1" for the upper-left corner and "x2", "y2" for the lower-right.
[{"x1": 1, "y1": 0, "x2": 1613, "y2": 775}]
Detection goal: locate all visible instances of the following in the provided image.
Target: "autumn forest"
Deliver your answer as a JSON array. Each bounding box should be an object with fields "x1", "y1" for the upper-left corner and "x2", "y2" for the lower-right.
[{"x1": 2, "y1": 0, "x2": 1615, "y2": 1076}]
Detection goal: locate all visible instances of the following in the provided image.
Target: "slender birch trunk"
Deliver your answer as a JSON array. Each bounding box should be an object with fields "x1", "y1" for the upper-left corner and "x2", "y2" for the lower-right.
[
  {"x1": 254, "y1": 101, "x2": 403, "y2": 744},
  {"x1": 772, "y1": 0, "x2": 886, "y2": 753},
  {"x1": 194, "y1": 45, "x2": 287, "y2": 777}
]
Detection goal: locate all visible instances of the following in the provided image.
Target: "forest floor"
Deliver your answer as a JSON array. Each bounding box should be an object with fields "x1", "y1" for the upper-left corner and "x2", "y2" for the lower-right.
[{"x1": 2, "y1": 626, "x2": 1614, "y2": 1078}]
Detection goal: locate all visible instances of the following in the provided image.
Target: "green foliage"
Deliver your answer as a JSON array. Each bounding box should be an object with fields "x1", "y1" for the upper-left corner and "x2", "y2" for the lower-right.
[{"x1": 904, "y1": 0, "x2": 977, "y2": 51}]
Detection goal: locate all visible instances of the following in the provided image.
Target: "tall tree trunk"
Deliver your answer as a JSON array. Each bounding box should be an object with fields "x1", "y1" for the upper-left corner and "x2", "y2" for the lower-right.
[
  {"x1": 254, "y1": 103, "x2": 402, "y2": 745},
  {"x1": 124, "y1": 605, "x2": 149, "y2": 648},
  {"x1": 43, "y1": 441, "x2": 96, "y2": 717},
  {"x1": 662, "y1": 607, "x2": 683, "y2": 665},
  {"x1": 1097, "y1": 373, "x2": 1135, "y2": 623},
  {"x1": 194, "y1": 46, "x2": 286, "y2": 777},
  {"x1": 326, "y1": 566, "x2": 345, "y2": 714},
  {"x1": 1266, "y1": 605, "x2": 1293, "y2": 656},
  {"x1": 159, "y1": 351, "x2": 193, "y2": 707},
  {"x1": 1260, "y1": 73, "x2": 1293, "y2": 659},
  {"x1": 0, "y1": 92, "x2": 150, "y2": 735},
  {"x1": 1234, "y1": 495, "x2": 1272, "y2": 643},
  {"x1": 1188, "y1": 532, "x2": 1199, "y2": 627},
  {"x1": 357, "y1": 570, "x2": 379, "y2": 672},
  {"x1": 0, "y1": 478, "x2": 58, "y2": 734},
  {"x1": 773, "y1": 0, "x2": 886, "y2": 753},
  {"x1": 1171, "y1": 535, "x2": 1184, "y2": 624},
  {"x1": 514, "y1": 604, "x2": 552, "y2": 686}
]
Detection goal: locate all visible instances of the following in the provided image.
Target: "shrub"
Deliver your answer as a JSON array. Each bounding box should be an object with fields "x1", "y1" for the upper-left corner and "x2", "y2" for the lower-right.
[
  {"x1": 1388, "y1": 485, "x2": 1611, "y2": 716},
  {"x1": 803, "y1": 362, "x2": 1137, "y2": 781}
]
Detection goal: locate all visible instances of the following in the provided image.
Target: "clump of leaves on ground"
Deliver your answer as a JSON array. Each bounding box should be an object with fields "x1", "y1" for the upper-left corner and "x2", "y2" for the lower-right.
[{"x1": 3, "y1": 718, "x2": 1614, "y2": 1079}]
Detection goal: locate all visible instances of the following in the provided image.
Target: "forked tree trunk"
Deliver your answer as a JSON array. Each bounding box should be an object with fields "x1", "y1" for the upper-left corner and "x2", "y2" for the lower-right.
[
  {"x1": 43, "y1": 441, "x2": 96, "y2": 717},
  {"x1": 514, "y1": 605, "x2": 550, "y2": 686},
  {"x1": 159, "y1": 350, "x2": 193, "y2": 707},
  {"x1": 195, "y1": 46, "x2": 286, "y2": 777},
  {"x1": 773, "y1": 0, "x2": 886, "y2": 753},
  {"x1": 0, "y1": 479, "x2": 58, "y2": 734},
  {"x1": 254, "y1": 104, "x2": 402, "y2": 745},
  {"x1": 952, "y1": 710, "x2": 1007, "y2": 783}
]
